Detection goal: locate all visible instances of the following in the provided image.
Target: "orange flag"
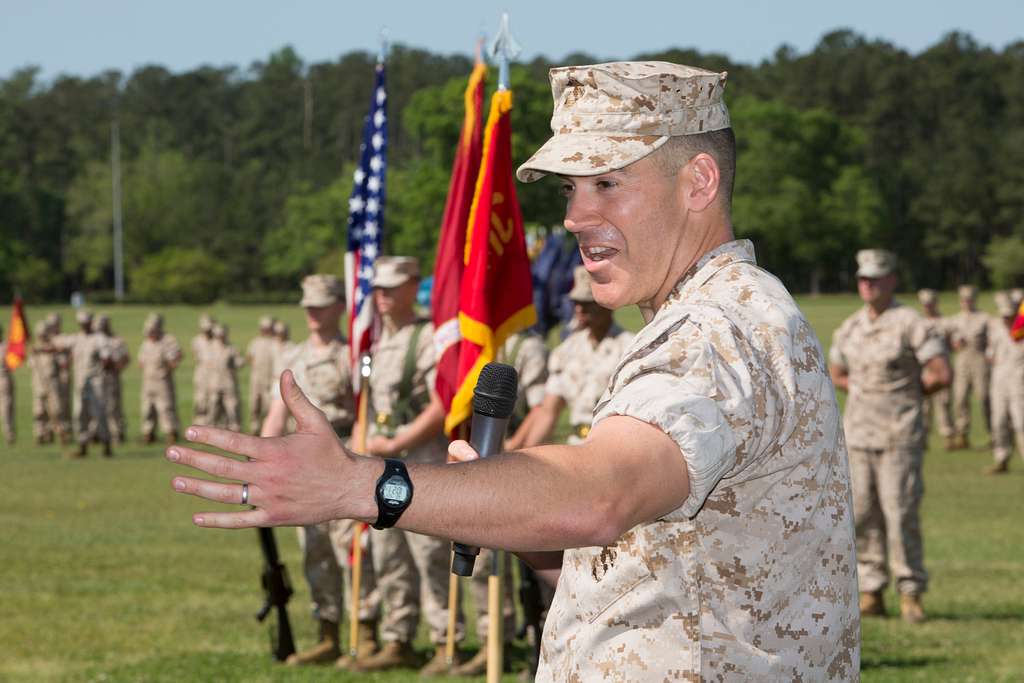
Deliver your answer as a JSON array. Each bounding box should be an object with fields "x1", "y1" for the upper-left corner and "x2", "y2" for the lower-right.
[
  {"x1": 1012, "y1": 299, "x2": 1024, "y2": 342},
  {"x1": 433, "y1": 62, "x2": 487, "y2": 421},
  {"x1": 5, "y1": 296, "x2": 29, "y2": 370},
  {"x1": 445, "y1": 88, "x2": 536, "y2": 434}
]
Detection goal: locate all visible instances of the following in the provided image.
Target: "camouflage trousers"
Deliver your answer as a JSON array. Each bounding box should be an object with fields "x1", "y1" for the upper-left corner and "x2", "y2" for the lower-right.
[
  {"x1": 104, "y1": 375, "x2": 125, "y2": 442},
  {"x1": 141, "y1": 379, "x2": 179, "y2": 438},
  {"x1": 371, "y1": 526, "x2": 464, "y2": 645},
  {"x1": 850, "y1": 446, "x2": 928, "y2": 596},
  {"x1": 74, "y1": 376, "x2": 109, "y2": 445},
  {"x1": 0, "y1": 375, "x2": 13, "y2": 443},
  {"x1": 991, "y1": 384, "x2": 1024, "y2": 467},
  {"x1": 33, "y1": 378, "x2": 68, "y2": 440},
  {"x1": 191, "y1": 375, "x2": 211, "y2": 426},
  {"x1": 208, "y1": 387, "x2": 240, "y2": 431},
  {"x1": 923, "y1": 386, "x2": 954, "y2": 438},
  {"x1": 296, "y1": 520, "x2": 380, "y2": 625},
  {"x1": 466, "y1": 549, "x2": 515, "y2": 642},
  {"x1": 248, "y1": 381, "x2": 272, "y2": 434},
  {"x1": 953, "y1": 351, "x2": 990, "y2": 436}
]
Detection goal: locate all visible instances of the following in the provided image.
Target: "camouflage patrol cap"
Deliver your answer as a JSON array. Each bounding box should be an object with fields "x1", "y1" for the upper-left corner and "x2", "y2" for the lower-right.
[
  {"x1": 300, "y1": 274, "x2": 345, "y2": 307},
  {"x1": 76, "y1": 310, "x2": 93, "y2": 325},
  {"x1": 273, "y1": 320, "x2": 289, "y2": 336},
  {"x1": 1011, "y1": 288, "x2": 1024, "y2": 308},
  {"x1": 95, "y1": 314, "x2": 111, "y2": 331},
  {"x1": 957, "y1": 285, "x2": 977, "y2": 300},
  {"x1": 568, "y1": 265, "x2": 596, "y2": 303},
  {"x1": 199, "y1": 314, "x2": 214, "y2": 332},
  {"x1": 372, "y1": 256, "x2": 419, "y2": 288},
  {"x1": 45, "y1": 312, "x2": 60, "y2": 326},
  {"x1": 855, "y1": 249, "x2": 897, "y2": 279},
  {"x1": 917, "y1": 289, "x2": 938, "y2": 306},
  {"x1": 34, "y1": 320, "x2": 49, "y2": 337},
  {"x1": 212, "y1": 323, "x2": 227, "y2": 339},
  {"x1": 143, "y1": 313, "x2": 163, "y2": 333},
  {"x1": 517, "y1": 61, "x2": 730, "y2": 183},
  {"x1": 994, "y1": 291, "x2": 1014, "y2": 317},
  {"x1": 259, "y1": 315, "x2": 275, "y2": 330}
]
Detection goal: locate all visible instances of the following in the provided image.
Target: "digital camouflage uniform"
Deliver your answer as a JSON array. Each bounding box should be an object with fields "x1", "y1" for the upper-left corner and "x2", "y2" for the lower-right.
[
  {"x1": 831, "y1": 302, "x2": 944, "y2": 597},
  {"x1": 57, "y1": 323, "x2": 113, "y2": 446},
  {"x1": 98, "y1": 320, "x2": 130, "y2": 443},
  {"x1": 545, "y1": 325, "x2": 633, "y2": 444},
  {"x1": 949, "y1": 295, "x2": 991, "y2": 440},
  {"x1": 272, "y1": 336, "x2": 380, "y2": 627},
  {"x1": 0, "y1": 338, "x2": 13, "y2": 444},
  {"x1": 537, "y1": 240, "x2": 859, "y2": 681},
  {"x1": 467, "y1": 331, "x2": 550, "y2": 646},
  {"x1": 206, "y1": 328, "x2": 244, "y2": 431},
  {"x1": 918, "y1": 290, "x2": 954, "y2": 441},
  {"x1": 190, "y1": 317, "x2": 215, "y2": 426},
  {"x1": 368, "y1": 318, "x2": 462, "y2": 646},
  {"x1": 138, "y1": 321, "x2": 182, "y2": 441},
  {"x1": 29, "y1": 322, "x2": 68, "y2": 443},
  {"x1": 987, "y1": 301, "x2": 1024, "y2": 470},
  {"x1": 247, "y1": 321, "x2": 277, "y2": 433}
]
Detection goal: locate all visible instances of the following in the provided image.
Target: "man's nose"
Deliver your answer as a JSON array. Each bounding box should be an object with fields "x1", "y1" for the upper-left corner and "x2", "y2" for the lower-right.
[{"x1": 563, "y1": 194, "x2": 602, "y2": 233}]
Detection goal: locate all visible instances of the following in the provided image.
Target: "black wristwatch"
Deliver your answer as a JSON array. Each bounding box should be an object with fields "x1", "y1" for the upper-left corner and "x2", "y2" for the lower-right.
[{"x1": 373, "y1": 459, "x2": 414, "y2": 530}]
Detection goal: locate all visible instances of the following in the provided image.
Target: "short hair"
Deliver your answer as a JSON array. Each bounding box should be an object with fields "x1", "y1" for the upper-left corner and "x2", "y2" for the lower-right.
[{"x1": 652, "y1": 128, "x2": 736, "y2": 211}]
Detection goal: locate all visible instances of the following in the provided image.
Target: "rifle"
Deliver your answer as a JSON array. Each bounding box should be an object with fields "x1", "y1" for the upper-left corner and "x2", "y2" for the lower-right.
[{"x1": 255, "y1": 526, "x2": 296, "y2": 661}]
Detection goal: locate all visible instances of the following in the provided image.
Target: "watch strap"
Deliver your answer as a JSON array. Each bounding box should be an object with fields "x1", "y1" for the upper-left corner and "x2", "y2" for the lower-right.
[{"x1": 373, "y1": 458, "x2": 413, "y2": 530}]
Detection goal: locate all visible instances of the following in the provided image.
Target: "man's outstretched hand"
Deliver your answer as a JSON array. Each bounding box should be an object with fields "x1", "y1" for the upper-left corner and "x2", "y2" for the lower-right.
[{"x1": 167, "y1": 370, "x2": 380, "y2": 528}]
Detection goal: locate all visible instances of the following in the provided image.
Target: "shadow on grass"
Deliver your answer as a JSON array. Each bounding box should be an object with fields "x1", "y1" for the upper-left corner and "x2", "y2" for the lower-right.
[
  {"x1": 861, "y1": 653, "x2": 949, "y2": 670},
  {"x1": 926, "y1": 610, "x2": 1024, "y2": 623}
]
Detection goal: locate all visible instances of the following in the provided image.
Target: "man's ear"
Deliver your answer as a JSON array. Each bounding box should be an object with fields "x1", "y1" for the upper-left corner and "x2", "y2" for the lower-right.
[{"x1": 681, "y1": 153, "x2": 720, "y2": 213}]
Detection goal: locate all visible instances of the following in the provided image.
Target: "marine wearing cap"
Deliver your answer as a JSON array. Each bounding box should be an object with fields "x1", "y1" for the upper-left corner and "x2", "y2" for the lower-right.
[
  {"x1": 917, "y1": 289, "x2": 955, "y2": 446},
  {"x1": 986, "y1": 290, "x2": 1024, "y2": 474},
  {"x1": 138, "y1": 311, "x2": 182, "y2": 444},
  {"x1": 856, "y1": 248, "x2": 897, "y2": 279},
  {"x1": 371, "y1": 257, "x2": 420, "y2": 289},
  {"x1": 248, "y1": 315, "x2": 282, "y2": 434},
  {"x1": 949, "y1": 283, "x2": 991, "y2": 448},
  {"x1": 301, "y1": 274, "x2": 347, "y2": 307}
]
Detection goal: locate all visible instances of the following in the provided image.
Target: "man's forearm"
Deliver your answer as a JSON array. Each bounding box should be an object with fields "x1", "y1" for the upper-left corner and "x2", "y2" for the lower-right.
[{"x1": 389, "y1": 402, "x2": 444, "y2": 453}]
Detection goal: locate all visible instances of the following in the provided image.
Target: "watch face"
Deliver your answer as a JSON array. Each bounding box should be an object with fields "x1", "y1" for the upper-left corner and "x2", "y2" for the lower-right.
[{"x1": 382, "y1": 475, "x2": 409, "y2": 506}]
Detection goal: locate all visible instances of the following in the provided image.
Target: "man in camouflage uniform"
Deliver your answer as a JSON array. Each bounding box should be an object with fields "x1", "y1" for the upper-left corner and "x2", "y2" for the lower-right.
[
  {"x1": 0, "y1": 322, "x2": 13, "y2": 446},
  {"x1": 831, "y1": 249, "x2": 951, "y2": 623},
  {"x1": 190, "y1": 315, "x2": 215, "y2": 426},
  {"x1": 985, "y1": 292, "x2": 1024, "y2": 474},
  {"x1": 358, "y1": 256, "x2": 464, "y2": 675},
  {"x1": 260, "y1": 276, "x2": 380, "y2": 669},
  {"x1": 173, "y1": 62, "x2": 860, "y2": 681},
  {"x1": 30, "y1": 320, "x2": 69, "y2": 444},
  {"x1": 58, "y1": 311, "x2": 114, "y2": 457},
  {"x1": 46, "y1": 313, "x2": 73, "y2": 427},
  {"x1": 272, "y1": 320, "x2": 295, "y2": 367},
  {"x1": 246, "y1": 316, "x2": 278, "y2": 434},
  {"x1": 949, "y1": 285, "x2": 991, "y2": 449},
  {"x1": 96, "y1": 314, "x2": 130, "y2": 444},
  {"x1": 523, "y1": 266, "x2": 633, "y2": 447},
  {"x1": 454, "y1": 328, "x2": 549, "y2": 677},
  {"x1": 138, "y1": 313, "x2": 183, "y2": 444},
  {"x1": 918, "y1": 289, "x2": 955, "y2": 448},
  {"x1": 207, "y1": 324, "x2": 244, "y2": 431}
]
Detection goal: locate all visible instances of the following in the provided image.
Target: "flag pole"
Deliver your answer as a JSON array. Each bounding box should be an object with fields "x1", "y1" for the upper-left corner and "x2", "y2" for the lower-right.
[
  {"x1": 484, "y1": 15, "x2": 520, "y2": 683},
  {"x1": 348, "y1": 355, "x2": 372, "y2": 661}
]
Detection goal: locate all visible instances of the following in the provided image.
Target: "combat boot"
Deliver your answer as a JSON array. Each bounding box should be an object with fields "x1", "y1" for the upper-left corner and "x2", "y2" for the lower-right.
[
  {"x1": 954, "y1": 434, "x2": 969, "y2": 450},
  {"x1": 420, "y1": 647, "x2": 461, "y2": 677},
  {"x1": 66, "y1": 442, "x2": 87, "y2": 459},
  {"x1": 285, "y1": 619, "x2": 340, "y2": 666},
  {"x1": 143, "y1": 433, "x2": 156, "y2": 445},
  {"x1": 943, "y1": 435, "x2": 958, "y2": 450},
  {"x1": 859, "y1": 591, "x2": 886, "y2": 617},
  {"x1": 353, "y1": 640, "x2": 418, "y2": 672},
  {"x1": 102, "y1": 441, "x2": 113, "y2": 458},
  {"x1": 984, "y1": 461, "x2": 1009, "y2": 475},
  {"x1": 900, "y1": 594, "x2": 926, "y2": 624},
  {"x1": 165, "y1": 431, "x2": 178, "y2": 446},
  {"x1": 335, "y1": 619, "x2": 379, "y2": 670},
  {"x1": 451, "y1": 648, "x2": 489, "y2": 676}
]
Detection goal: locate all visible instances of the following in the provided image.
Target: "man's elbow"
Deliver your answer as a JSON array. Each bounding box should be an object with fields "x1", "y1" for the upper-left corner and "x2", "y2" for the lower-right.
[{"x1": 559, "y1": 495, "x2": 634, "y2": 549}]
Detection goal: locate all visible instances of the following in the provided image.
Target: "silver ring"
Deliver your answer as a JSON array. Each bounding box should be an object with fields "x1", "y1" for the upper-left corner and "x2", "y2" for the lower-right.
[{"x1": 241, "y1": 483, "x2": 249, "y2": 505}]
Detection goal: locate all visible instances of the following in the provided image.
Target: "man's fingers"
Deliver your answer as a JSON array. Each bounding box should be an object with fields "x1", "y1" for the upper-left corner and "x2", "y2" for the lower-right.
[
  {"x1": 172, "y1": 476, "x2": 255, "y2": 506},
  {"x1": 280, "y1": 370, "x2": 331, "y2": 432},
  {"x1": 167, "y1": 445, "x2": 249, "y2": 481},
  {"x1": 184, "y1": 424, "x2": 267, "y2": 460},
  {"x1": 191, "y1": 509, "x2": 270, "y2": 529},
  {"x1": 447, "y1": 439, "x2": 481, "y2": 463}
]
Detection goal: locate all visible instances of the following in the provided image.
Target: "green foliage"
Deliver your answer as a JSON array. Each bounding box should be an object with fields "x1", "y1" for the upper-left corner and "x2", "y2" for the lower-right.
[
  {"x1": 261, "y1": 177, "x2": 350, "y2": 281},
  {"x1": 8, "y1": 254, "x2": 62, "y2": 302},
  {"x1": 982, "y1": 234, "x2": 1024, "y2": 288},
  {"x1": 131, "y1": 247, "x2": 229, "y2": 304}
]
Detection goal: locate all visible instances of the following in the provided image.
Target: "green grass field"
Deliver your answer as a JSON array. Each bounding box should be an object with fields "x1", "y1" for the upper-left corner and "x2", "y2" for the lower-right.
[{"x1": 2, "y1": 293, "x2": 1023, "y2": 682}]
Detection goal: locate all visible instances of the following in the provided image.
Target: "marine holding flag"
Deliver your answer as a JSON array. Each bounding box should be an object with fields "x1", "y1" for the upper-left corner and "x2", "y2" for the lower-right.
[
  {"x1": 171, "y1": 60, "x2": 859, "y2": 681},
  {"x1": 2, "y1": 297, "x2": 28, "y2": 444}
]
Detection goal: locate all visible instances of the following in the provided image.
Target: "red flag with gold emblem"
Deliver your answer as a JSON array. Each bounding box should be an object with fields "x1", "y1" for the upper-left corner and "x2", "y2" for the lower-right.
[
  {"x1": 5, "y1": 296, "x2": 29, "y2": 370},
  {"x1": 433, "y1": 62, "x2": 487, "y2": 418},
  {"x1": 445, "y1": 88, "x2": 536, "y2": 434},
  {"x1": 1012, "y1": 300, "x2": 1024, "y2": 341}
]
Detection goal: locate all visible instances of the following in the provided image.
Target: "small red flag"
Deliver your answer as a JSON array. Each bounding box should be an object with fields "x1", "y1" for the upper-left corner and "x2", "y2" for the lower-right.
[
  {"x1": 1012, "y1": 300, "x2": 1024, "y2": 342},
  {"x1": 5, "y1": 296, "x2": 29, "y2": 370},
  {"x1": 445, "y1": 88, "x2": 536, "y2": 434},
  {"x1": 433, "y1": 62, "x2": 487, "y2": 420}
]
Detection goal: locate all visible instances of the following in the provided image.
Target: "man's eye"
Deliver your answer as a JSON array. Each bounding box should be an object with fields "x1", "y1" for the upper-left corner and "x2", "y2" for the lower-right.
[
  {"x1": 559, "y1": 184, "x2": 575, "y2": 197},
  {"x1": 596, "y1": 179, "x2": 617, "y2": 189}
]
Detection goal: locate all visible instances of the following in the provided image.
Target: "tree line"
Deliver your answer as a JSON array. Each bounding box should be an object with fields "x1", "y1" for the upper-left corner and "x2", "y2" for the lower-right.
[{"x1": 2, "y1": 29, "x2": 1023, "y2": 303}]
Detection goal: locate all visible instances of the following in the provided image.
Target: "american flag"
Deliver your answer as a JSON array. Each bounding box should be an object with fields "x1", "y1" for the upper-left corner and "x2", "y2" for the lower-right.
[{"x1": 345, "y1": 62, "x2": 387, "y2": 392}]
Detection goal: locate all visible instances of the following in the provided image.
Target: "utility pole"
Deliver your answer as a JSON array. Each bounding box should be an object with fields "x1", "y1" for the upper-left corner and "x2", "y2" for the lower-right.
[{"x1": 111, "y1": 120, "x2": 124, "y2": 301}]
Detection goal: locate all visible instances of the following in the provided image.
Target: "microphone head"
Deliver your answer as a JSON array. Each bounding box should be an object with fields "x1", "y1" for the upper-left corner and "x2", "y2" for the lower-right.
[{"x1": 472, "y1": 362, "x2": 519, "y2": 419}]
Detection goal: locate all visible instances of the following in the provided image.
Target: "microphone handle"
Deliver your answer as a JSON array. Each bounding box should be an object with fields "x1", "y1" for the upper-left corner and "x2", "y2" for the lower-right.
[{"x1": 451, "y1": 411, "x2": 511, "y2": 576}]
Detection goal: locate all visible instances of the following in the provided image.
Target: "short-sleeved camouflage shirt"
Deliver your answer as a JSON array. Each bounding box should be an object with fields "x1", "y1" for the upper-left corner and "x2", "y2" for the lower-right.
[
  {"x1": 501, "y1": 332, "x2": 549, "y2": 419},
  {"x1": 138, "y1": 335, "x2": 182, "y2": 383},
  {"x1": 546, "y1": 325, "x2": 633, "y2": 442},
  {"x1": 830, "y1": 303, "x2": 944, "y2": 450},
  {"x1": 949, "y1": 310, "x2": 990, "y2": 354},
  {"x1": 273, "y1": 336, "x2": 354, "y2": 435},
  {"x1": 538, "y1": 240, "x2": 859, "y2": 682}
]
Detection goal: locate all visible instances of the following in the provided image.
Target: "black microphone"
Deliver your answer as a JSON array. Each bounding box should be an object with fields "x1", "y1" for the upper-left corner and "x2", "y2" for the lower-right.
[{"x1": 451, "y1": 361, "x2": 519, "y2": 577}]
